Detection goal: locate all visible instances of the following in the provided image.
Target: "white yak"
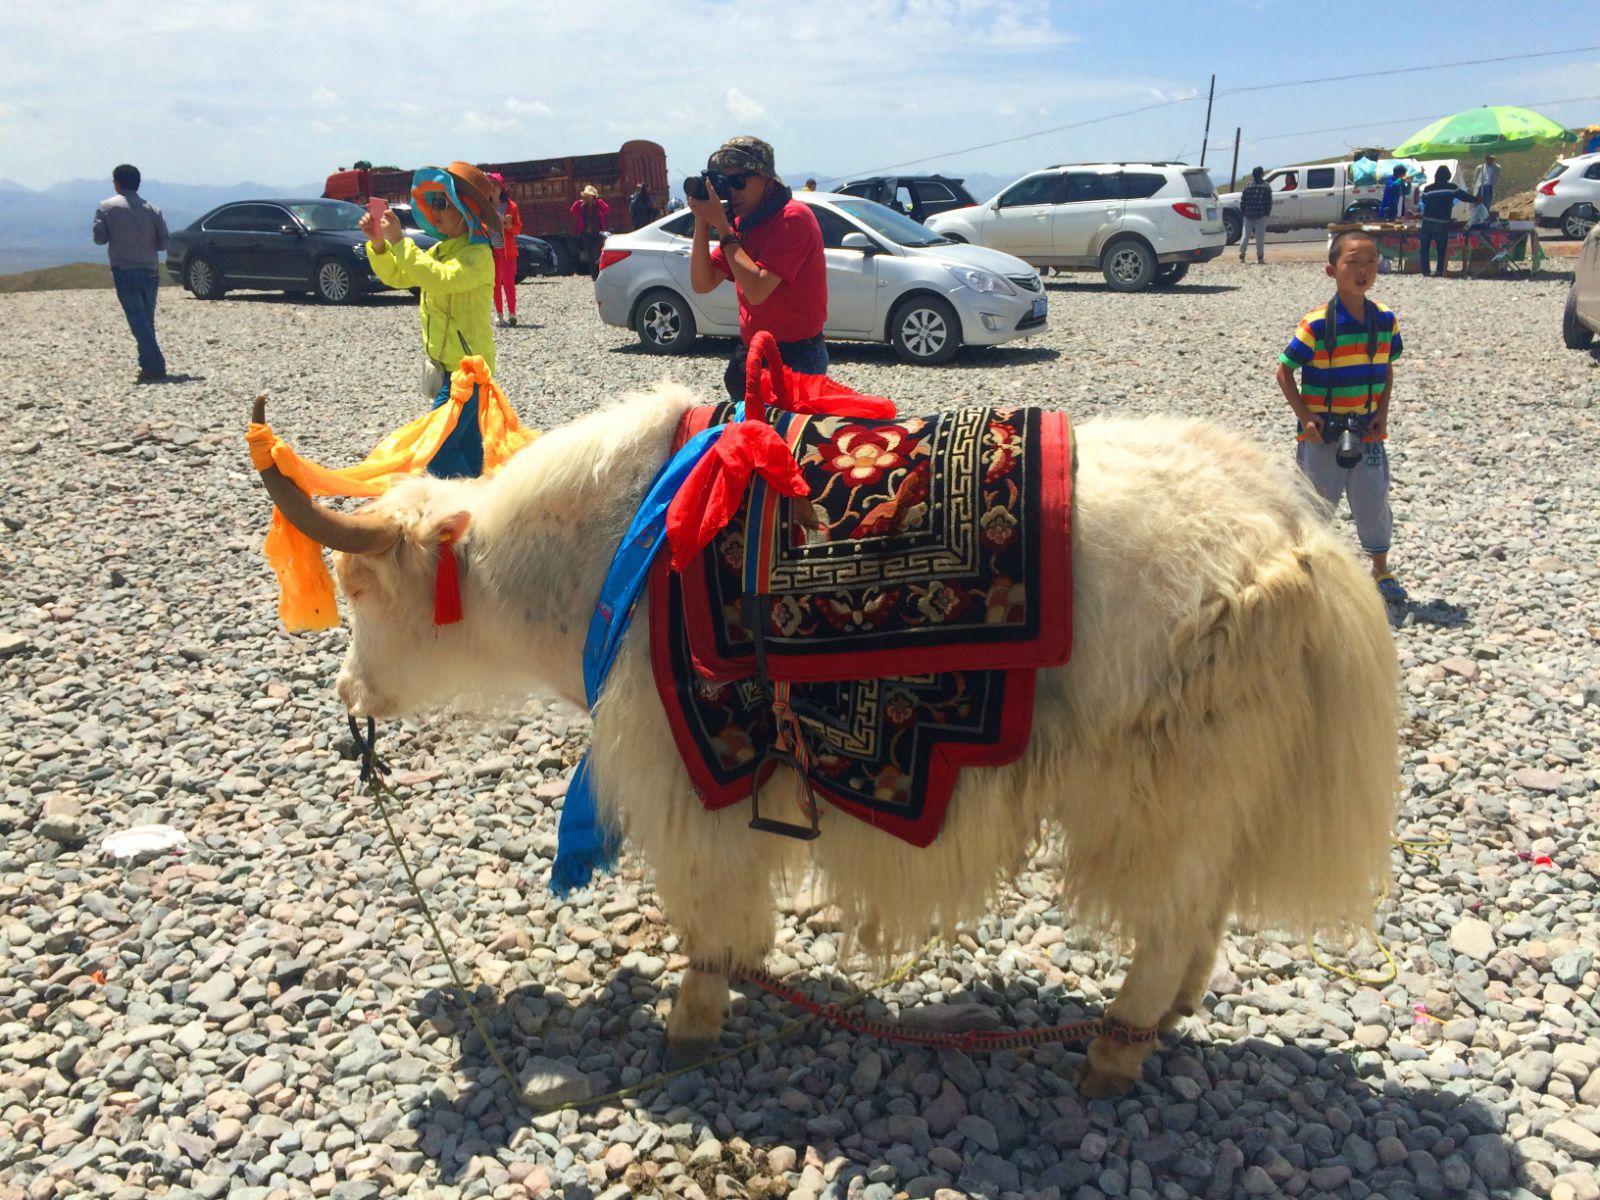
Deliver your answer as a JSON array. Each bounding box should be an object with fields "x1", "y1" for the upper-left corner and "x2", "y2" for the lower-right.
[{"x1": 252, "y1": 384, "x2": 1399, "y2": 1097}]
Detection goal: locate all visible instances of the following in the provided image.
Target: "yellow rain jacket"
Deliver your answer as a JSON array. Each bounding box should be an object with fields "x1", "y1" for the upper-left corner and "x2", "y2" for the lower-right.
[
  {"x1": 246, "y1": 357, "x2": 535, "y2": 632},
  {"x1": 367, "y1": 235, "x2": 496, "y2": 374}
]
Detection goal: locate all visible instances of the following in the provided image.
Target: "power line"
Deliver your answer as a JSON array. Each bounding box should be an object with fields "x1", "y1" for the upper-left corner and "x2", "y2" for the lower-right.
[
  {"x1": 1218, "y1": 45, "x2": 1600, "y2": 96},
  {"x1": 831, "y1": 95, "x2": 1196, "y2": 182},
  {"x1": 829, "y1": 42, "x2": 1600, "y2": 181},
  {"x1": 1233, "y1": 93, "x2": 1600, "y2": 152}
]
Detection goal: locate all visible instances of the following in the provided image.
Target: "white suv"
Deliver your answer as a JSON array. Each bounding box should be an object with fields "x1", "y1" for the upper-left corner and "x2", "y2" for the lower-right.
[
  {"x1": 924, "y1": 163, "x2": 1226, "y2": 291},
  {"x1": 1536, "y1": 153, "x2": 1600, "y2": 240}
]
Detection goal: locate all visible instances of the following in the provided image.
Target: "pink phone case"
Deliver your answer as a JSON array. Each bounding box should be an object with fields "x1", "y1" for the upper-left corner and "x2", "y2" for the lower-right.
[{"x1": 367, "y1": 197, "x2": 388, "y2": 227}]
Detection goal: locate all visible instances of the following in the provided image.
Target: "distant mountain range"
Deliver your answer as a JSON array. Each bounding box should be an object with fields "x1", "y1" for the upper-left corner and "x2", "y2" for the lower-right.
[{"x1": 0, "y1": 178, "x2": 320, "y2": 274}]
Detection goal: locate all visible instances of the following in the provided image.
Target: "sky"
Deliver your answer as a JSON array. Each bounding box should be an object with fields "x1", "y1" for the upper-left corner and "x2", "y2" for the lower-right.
[{"x1": 2, "y1": 0, "x2": 1597, "y2": 190}]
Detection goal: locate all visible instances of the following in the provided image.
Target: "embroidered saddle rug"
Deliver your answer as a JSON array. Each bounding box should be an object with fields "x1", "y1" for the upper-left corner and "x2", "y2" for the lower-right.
[{"x1": 648, "y1": 401, "x2": 1072, "y2": 846}]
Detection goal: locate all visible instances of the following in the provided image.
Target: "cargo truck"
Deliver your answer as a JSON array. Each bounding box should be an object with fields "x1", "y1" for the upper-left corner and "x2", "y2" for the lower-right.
[{"x1": 324, "y1": 139, "x2": 668, "y2": 274}]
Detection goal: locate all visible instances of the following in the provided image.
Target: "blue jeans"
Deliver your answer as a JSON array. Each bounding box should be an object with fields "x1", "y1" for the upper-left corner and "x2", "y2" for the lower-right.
[
  {"x1": 724, "y1": 335, "x2": 829, "y2": 401},
  {"x1": 112, "y1": 267, "x2": 164, "y2": 373},
  {"x1": 1419, "y1": 223, "x2": 1450, "y2": 275},
  {"x1": 427, "y1": 377, "x2": 482, "y2": 479}
]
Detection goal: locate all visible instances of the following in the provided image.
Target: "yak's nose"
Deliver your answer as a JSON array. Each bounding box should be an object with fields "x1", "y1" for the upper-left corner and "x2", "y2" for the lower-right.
[{"x1": 336, "y1": 671, "x2": 387, "y2": 718}]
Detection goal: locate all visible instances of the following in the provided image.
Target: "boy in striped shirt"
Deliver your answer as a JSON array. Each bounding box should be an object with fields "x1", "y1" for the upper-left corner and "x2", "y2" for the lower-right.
[{"x1": 1275, "y1": 231, "x2": 1407, "y2": 602}]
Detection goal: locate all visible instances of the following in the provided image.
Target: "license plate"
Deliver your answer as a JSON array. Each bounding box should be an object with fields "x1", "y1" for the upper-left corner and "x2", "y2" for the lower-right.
[{"x1": 1030, "y1": 296, "x2": 1047, "y2": 319}]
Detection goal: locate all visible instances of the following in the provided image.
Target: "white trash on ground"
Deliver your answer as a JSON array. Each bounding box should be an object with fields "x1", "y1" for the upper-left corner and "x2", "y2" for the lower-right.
[{"x1": 100, "y1": 825, "x2": 189, "y2": 859}]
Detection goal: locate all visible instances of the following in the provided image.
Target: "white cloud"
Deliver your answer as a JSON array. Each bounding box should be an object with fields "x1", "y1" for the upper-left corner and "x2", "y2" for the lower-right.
[
  {"x1": 724, "y1": 88, "x2": 769, "y2": 125},
  {"x1": 310, "y1": 87, "x2": 340, "y2": 106},
  {"x1": 461, "y1": 110, "x2": 519, "y2": 136},
  {"x1": 504, "y1": 97, "x2": 552, "y2": 119}
]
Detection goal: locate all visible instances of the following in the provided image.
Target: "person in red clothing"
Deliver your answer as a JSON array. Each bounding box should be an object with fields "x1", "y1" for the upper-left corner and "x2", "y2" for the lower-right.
[
  {"x1": 489, "y1": 173, "x2": 523, "y2": 326},
  {"x1": 687, "y1": 135, "x2": 828, "y2": 400},
  {"x1": 570, "y1": 184, "x2": 609, "y2": 281}
]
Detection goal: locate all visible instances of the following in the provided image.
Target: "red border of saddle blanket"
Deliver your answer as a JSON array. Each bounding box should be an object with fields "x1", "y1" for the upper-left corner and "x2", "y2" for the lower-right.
[
  {"x1": 673, "y1": 405, "x2": 1074, "y2": 683},
  {"x1": 644, "y1": 405, "x2": 1073, "y2": 847}
]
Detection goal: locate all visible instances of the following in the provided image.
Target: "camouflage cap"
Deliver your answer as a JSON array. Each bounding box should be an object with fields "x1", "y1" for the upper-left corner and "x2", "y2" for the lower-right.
[{"x1": 708, "y1": 135, "x2": 776, "y2": 178}]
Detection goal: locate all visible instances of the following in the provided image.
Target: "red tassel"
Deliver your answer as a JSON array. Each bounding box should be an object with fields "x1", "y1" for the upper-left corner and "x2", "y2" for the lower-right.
[{"x1": 433, "y1": 537, "x2": 463, "y2": 626}]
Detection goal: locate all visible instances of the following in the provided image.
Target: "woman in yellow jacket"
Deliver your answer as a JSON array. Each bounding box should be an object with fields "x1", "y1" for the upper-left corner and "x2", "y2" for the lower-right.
[{"x1": 360, "y1": 161, "x2": 500, "y2": 478}]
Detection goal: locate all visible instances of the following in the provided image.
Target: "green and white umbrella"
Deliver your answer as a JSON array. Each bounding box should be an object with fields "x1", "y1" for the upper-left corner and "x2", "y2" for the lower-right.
[{"x1": 1391, "y1": 105, "x2": 1573, "y2": 157}]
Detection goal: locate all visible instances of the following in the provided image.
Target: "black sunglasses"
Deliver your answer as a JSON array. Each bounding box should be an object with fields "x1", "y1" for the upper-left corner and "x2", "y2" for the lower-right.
[
  {"x1": 721, "y1": 173, "x2": 754, "y2": 190},
  {"x1": 422, "y1": 192, "x2": 449, "y2": 211}
]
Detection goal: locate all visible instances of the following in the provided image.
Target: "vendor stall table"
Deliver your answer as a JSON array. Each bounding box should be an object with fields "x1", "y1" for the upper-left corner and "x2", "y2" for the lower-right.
[{"x1": 1328, "y1": 221, "x2": 1544, "y2": 277}]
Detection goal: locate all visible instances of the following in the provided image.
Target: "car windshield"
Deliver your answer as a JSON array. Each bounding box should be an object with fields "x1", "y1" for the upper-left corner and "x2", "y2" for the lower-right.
[
  {"x1": 287, "y1": 201, "x2": 364, "y2": 232},
  {"x1": 829, "y1": 198, "x2": 949, "y2": 246}
]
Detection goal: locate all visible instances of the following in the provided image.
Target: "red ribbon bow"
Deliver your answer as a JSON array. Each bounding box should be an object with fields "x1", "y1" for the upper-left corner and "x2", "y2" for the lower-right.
[{"x1": 664, "y1": 331, "x2": 895, "y2": 572}]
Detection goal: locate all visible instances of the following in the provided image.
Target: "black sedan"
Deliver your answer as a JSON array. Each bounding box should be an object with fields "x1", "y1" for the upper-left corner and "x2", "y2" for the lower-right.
[{"x1": 166, "y1": 198, "x2": 417, "y2": 304}]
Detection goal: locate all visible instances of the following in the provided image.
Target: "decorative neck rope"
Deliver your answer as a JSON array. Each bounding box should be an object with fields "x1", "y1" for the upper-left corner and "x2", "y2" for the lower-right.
[{"x1": 434, "y1": 535, "x2": 463, "y2": 626}]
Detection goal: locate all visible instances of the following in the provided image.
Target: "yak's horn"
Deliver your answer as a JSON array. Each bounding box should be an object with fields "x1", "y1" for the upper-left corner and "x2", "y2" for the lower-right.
[{"x1": 251, "y1": 395, "x2": 399, "y2": 556}]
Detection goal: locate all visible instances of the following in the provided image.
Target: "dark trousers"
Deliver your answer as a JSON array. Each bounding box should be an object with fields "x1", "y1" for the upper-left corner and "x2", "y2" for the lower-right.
[
  {"x1": 112, "y1": 266, "x2": 165, "y2": 373},
  {"x1": 724, "y1": 334, "x2": 829, "y2": 402},
  {"x1": 427, "y1": 377, "x2": 483, "y2": 479},
  {"x1": 580, "y1": 231, "x2": 603, "y2": 281},
  {"x1": 1419, "y1": 223, "x2": 1450, "y2": 276}
]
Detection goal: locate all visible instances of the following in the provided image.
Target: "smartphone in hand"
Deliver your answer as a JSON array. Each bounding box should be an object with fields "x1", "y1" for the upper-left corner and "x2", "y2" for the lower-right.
[{"x1": 367, "y1": 196, "x2": 389, "y2": 236}]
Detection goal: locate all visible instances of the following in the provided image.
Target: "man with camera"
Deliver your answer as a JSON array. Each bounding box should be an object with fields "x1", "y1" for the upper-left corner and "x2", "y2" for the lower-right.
[{"x1": 686, "y1": 136, "x2": 827, "y2": 400}]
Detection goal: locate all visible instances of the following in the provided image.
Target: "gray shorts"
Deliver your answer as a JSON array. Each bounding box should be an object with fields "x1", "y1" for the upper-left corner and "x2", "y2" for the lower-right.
[{"x1": 1295, "y1": 438, "x2": 1392, "y2": 555}]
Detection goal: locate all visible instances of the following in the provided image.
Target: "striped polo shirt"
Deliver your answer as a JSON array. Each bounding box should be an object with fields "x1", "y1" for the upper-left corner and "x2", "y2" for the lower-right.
[{"x1": 1280, "y1": 298, "x2": 1403, "y2": 414}]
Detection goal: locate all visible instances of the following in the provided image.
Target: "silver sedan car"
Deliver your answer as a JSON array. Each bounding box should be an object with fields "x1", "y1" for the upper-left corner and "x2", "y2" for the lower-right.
[{"x1": 593, "y1": 192, "x2": 1047, "y2": 365}]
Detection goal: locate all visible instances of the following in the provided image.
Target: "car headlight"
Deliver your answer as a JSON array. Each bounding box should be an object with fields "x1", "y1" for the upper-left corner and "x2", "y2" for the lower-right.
[{"x1": 945, "y1": 264, "x2": 1016, "y2": 296}]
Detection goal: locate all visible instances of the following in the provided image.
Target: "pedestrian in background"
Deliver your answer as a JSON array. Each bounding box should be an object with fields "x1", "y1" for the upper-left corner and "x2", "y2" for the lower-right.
[
  {"x1": 361, "y1": 161, "x2": 500, "y2": 478},
  {"x1": 93, "y1": 163, "x2": 169, "y2": 383},
  {"x1": 489, "y1": 173, "x2": 522, "y2": 327},
  {"x1": 802, "y1": 178, "x2": 817, "y2": 192},
  {"x1": 1473, "y1": 155, "x2": 1501, "y2": 210},
  {"x1": 1379, "y1": 165, "x2": 1410, "y2": 219},
  {"x1": 1238, "y1": 166, "x2": 1272, "y2": 264},
  {"x1": 571, "y1": 184, "x2": 609, "y2": 281},
  {"x1": 1417, "y1": 166, "x2": 1478, "y2": 277},
  {"x1": 629, "y1": 180, "x2": 656, "y2": 230}
]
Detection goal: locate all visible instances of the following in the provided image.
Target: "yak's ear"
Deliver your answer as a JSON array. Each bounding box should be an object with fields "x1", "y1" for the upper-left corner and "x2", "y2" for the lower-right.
[{"x1": 427, "y1": 511, "x2": 472, "y2": 545}]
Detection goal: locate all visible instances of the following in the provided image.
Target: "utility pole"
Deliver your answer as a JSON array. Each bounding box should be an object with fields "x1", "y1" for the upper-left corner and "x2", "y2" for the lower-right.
[
  {"x1": 1229, "y1": 127, "x2": 1241, "y2": 190},
  {"x1": 1199, "y1": 74, "x2": 1216, "y2": 166}
]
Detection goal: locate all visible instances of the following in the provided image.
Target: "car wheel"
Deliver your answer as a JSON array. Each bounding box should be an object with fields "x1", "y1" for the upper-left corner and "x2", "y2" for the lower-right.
[
  {"x1": 1154, "y1": 263, "x2": 1190, "y2": 287},
  {"x1": 634, "y1": 289, "x2": 697, "y2": 354},
  {"x1": 315, "y1": 257, "x2": 359, "y2": 304},
  {"x1": 890, "y1": 294, "x2": 961, "y2": 365},
  {"x1": 1563, "y1": 206, "x2": 1596, "y2": 240},
  {"x1": 186, "y1": 255, "x2": 224, "y2": 300},
  {"x1": 1343, "y1": 201, "x2": 1380, "y2": 223},
  {"x1": 1101, "y1": 239, "x2": 1157, "y2": 292},
  {"x1": 1563, "y1": 285, "x2": 1594, "y2": 350},
  {"x1": 1222, "y1": 211, "x2": 1242, "y2": 245}
]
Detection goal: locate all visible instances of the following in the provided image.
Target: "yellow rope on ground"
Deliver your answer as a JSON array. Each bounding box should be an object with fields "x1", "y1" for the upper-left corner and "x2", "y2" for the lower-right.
[{"x1": 1307, "y1": 833, "x2": 1454, "y2": 988}]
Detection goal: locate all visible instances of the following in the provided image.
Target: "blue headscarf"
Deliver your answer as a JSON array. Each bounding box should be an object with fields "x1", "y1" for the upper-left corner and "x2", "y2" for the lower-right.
[{"x1": 410, "y1": 167, "x2": 492, "y2": 245}]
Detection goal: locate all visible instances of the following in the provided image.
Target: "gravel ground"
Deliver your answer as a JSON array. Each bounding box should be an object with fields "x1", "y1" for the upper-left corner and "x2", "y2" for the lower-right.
[{"x1": 2, "y1": 263, "x2": 1598, "y2": 1200}]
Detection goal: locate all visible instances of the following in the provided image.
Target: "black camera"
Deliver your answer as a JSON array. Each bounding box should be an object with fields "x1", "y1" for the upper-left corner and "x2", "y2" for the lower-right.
[
  {"x1": 684, "y1": 172, "x2": 732, "y2": 202},
  {"x1": 1321, "y1": 414, "x2": 1368, "y2": 469}
]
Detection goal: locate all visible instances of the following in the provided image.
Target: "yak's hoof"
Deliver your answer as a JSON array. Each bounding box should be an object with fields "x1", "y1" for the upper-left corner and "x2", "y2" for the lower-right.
[
  {"x1": 1159, "y1": 1003, "x2": 1198, "y2": 1033},
  {"x1": 664, "y1": 1039, "x2": 717, "y2": 1072},
  {"x1": 1075, "y1": 1060, "x2": 1139, "y2": 1100}
]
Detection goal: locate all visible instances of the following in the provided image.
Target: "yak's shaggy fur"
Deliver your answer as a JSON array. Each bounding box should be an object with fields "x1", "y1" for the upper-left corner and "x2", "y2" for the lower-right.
[{"x1": 330, "y1": 385, "x2": 1399, "y2": 1095}]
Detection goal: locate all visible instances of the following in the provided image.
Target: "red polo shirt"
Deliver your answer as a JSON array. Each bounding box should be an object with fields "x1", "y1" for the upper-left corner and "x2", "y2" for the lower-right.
[{"x1": 709, "y1": 198, "x2": 827, "y2": 344}]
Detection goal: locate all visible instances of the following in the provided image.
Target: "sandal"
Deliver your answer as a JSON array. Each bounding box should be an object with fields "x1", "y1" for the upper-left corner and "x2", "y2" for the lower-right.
[{"x1": 1375, "y1": 574, "x2": 1408, "y2": 603}]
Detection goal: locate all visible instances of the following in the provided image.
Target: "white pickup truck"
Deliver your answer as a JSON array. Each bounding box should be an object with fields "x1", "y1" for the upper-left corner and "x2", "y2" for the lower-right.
[{"x1": 1220, "y1": 158, "x2": 1460, "y2": 242}]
